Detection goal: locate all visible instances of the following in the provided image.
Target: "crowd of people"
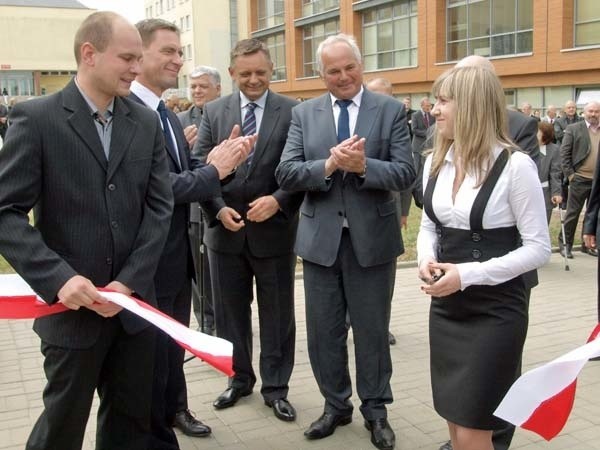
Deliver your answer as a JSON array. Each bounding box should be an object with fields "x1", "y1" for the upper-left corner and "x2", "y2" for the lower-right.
[{"x1": 0, "y1": 10, "x2": 599, "y2": 450}]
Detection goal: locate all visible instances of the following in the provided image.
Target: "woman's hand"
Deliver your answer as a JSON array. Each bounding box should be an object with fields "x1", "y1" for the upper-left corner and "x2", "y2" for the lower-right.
[{"x1": 420, "y1": 262, "x2": 461, "y2": 297}]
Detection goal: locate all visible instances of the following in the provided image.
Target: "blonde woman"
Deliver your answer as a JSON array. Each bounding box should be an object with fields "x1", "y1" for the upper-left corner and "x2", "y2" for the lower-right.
[{"x1": 417, "y1": 66, "x2": 550, "y2": 450}]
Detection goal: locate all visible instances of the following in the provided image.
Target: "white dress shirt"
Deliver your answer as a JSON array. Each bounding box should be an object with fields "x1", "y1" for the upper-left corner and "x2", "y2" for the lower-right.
[
  {"x1": 417, "y1": 145, "x2": 551, "y2": 290},
  {"x1": 329, "y1": 86, "x2": 363, "y2": 137}
]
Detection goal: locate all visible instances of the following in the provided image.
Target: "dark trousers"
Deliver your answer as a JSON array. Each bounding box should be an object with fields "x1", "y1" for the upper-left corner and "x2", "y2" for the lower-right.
[
  {"x1": 208, "y1": 245, "x2": 296, "y2": 401},
  {"x1": 150, "y1": 281, "x2": 192, "y2": 450},
  {"x1": 303, "y1": 230, "x2": 395, "y2": 421},
  {"x1": 27, "y1": 319, "x2": 155, "y2": 450},
  {"x1": 189, "y1": 221, "x2": 213, "y2": 329},
  {"x1": 559, "y1": 175, "x2": 593, "y2": 247}
]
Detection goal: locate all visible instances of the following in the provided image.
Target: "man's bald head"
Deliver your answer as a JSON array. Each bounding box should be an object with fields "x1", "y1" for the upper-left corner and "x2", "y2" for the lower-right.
[{"x1": 455, "y1": 55, "x2": 496, "y2": 73}]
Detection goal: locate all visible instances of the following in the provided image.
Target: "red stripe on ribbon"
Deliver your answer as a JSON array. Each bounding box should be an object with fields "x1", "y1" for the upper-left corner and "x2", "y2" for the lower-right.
[{"x1": 520, "y1": 323, "x2": 600, "y2": 440}]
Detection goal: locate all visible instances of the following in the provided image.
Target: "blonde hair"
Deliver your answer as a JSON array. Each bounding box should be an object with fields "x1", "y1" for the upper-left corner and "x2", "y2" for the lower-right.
[{"x1": 429, "y1": 66, "x2": 513, "y2": 185}]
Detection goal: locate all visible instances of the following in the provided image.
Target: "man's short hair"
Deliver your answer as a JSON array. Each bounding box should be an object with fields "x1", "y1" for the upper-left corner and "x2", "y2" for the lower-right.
[
  {"x1": 229, "y1": 39, "x2": 271, "y2": 67},
  {"x1": 316, "y1": 34, "x2": 362, "y2": 75},
  {"x1": 189, "y1": 66, "x2": 221, "y2": 86},
  {"x1": 74, "y1": 11, "x2": 121, "y2": 65},
  {"x1": 135, "y1": 18, "x2": 179, "y2": 47}
]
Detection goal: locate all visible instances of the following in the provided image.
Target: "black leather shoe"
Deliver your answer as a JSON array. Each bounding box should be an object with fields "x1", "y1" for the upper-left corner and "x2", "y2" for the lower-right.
[
  {"x1": 364, "y1": 418, "x2": 395, "y2": 450},
  {"x1": 566, "y1": 245, "x2": 574, "y2": 259},
  {"x1": 582, "y1": 246, "x2": 598, "y2": 257},
  {"x1": 304, "y1": 412, "x2": 352, "y2": 439},
  {"x1": 212, "y1": 387, "x2": 252, "y2": 409},
  {"x1": 265, "y1": 398, "x2": 296, "y2": 421},
  {"x1": 438, "y1": 441, "x2": 453, "y2": 450},
  {"x1": 388, "y1": 332, "x2": 396, "y2": 345},
  {"x1": 173, "y1": 409, "x2": 211, "y2": 437}
]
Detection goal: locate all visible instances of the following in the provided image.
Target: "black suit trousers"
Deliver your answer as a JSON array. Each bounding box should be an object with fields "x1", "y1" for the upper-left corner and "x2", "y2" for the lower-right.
[
  {"x1": 150, "y1": 280, "x2": 192, "y2": 449},
  {"x1": 303, "y1": 230, "x2": 395, "y2": 421},
  {"x1": 26, "y1": 318, "x2": 155, "y2": 450},
  {"x1": 208, "y1": 245, "x2": 296, "y2": 401}
]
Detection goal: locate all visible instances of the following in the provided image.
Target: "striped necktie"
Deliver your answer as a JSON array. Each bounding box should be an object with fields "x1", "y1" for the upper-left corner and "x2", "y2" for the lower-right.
[{"x1": 243, "y1": 102, "x2": 257, "y2": 165}]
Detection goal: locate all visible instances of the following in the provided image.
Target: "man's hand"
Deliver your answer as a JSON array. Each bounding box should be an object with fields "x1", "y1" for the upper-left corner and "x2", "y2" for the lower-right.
[
  {"x1": 57, "y1": 275, "x2": 105, "y2": 311},
  {"x1": 247, "y1": 195, "x2": 280, "y2": 222},
  {"x1": 183, "y1": 124, "x2": 198, "y2": 148},
  {"x1": 551, "y1": 195, "x2": 563, "y2": 205},
  {"x1": 207, "y1": 125, "x2": 257, "y2": 179},
  {"x1": 400, "y1": 215, "x2": 408, "y2": 229},
  {"x1": 584, "y1": 233, "x2": 596, "y2": 250},
  {"x1": 330, "y1": 136, "x2": 366, "y2": 174},
  {"x1": 218, "y1": 206, "x2": 245, "y2": 231}
]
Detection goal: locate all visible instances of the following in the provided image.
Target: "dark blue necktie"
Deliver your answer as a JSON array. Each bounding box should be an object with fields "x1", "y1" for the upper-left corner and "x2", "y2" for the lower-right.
[
  {"x1": 243, "y1": 102, "x2": 257, "y2": 165},
  {"x1": 157, "y1": 100, "x2": 180, "y2": 169},
  {"x1": 336, "y1": 99, "x2": 352, "y2": 143}
]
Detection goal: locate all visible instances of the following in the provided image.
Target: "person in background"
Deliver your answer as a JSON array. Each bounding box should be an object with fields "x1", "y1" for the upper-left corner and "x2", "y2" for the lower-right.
[
  {"x1": 0, "y1": 12, "x2": 174, "y2": 449},
  {"x1": 277, "y1": 34, "x2": 415, "y2": 450},
  {"x1": 177, "y1": 65, "x2": 222, "y2": 336},
  {"x1": 418, "y1": 64, "x2": 550, "y2": 450},
  {"x1": 537, "y1": 121, "x2": 563, "y2": 223},
  {"x1": 166, "y1": 93, "x2": 180, "y2": 112},
  {"x1": 559, "y1": 101, "x2": 600, "y2": 258},
  {"x1": 555, "y1": 100, "x2": 582, "y2": 144}
]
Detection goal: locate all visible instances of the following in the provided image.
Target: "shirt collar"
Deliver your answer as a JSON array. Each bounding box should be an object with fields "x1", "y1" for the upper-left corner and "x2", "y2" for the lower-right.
[
  {"x1": 240, "y1": 90, "x2": 268, "y2": 110},
  {"x1": 329, "y1": 86, "x2": 364, "y2": 109},
  {"x1": 130, "y1": 80, "x2": 161, "y2": 110},
  {"x1": 74, "y1": 76, "x2": 114, "y2": 117},
  {"x1": 586, "y1": 119, "x2": 599, "y2": 132}
]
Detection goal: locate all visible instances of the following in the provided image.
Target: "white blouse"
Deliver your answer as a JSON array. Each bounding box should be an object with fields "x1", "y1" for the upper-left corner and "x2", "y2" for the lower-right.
[{"x1": 417, "y1": 145, "x2": 551, "y2": 290}]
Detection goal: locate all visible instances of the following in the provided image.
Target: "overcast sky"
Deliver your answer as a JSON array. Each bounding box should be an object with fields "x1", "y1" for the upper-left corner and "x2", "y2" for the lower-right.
[{"x1": 79, "y1": 0, "x2": 145, "y2": 24}]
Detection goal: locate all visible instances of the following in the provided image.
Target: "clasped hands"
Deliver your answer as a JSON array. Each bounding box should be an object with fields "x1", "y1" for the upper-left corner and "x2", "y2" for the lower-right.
[
  {"x1": 218, "y1": 195, "x2": 280, "y2": 232},
  {"x1": 57, "y1": 275, "x2": 131, "y2": 318},
  {"x1": 206, "y1": 124, "x2": 257, "y2": 179},
  {"x1": 325, "y1": 135, "x2": 367, "y2": 177},
  {"x1": 418, "y1": 258, "x2": 461, "y2": 297}
]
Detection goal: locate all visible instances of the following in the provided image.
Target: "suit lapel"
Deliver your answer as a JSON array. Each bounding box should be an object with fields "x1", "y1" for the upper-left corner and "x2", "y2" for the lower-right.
[
  {"x1": 107, "y1": 98, "x2": 136, "y2": 181},
  {"x1": 63, "y1": 80, "x2": 108, "y2": 172},
  {"x1": 354, "y1": 89, "x2": 379, "y2": 149},
  {"x1": 316, "y1": 94, "x2": 338, "y2": 158},
  {"x1": 168, "y1": 108, "x2": 188, "y2": 172}
]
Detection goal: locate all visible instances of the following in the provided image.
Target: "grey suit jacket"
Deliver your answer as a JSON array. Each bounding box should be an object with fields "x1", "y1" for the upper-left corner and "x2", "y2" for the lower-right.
[
  {"x1": 411, "y1": 110, "x2": 435, "y2": 155},
  {"x1": 539, "y1": 143, "x2": 562, "y2": 211},
  {"x1": 276, "y1": 89, "x2": 415, "y2": 267},
  {"x1": 561, "y1": 120, "x2": 593, "y2": 179},
  {"x1": 0, "y1": 79, "x2": 174, "y2": 348},
  {"x1": 194, "y1": 90, "x2": 302, "y2": 257},
  {"x1": 177, "y1": 105, "x2": 202, "y2": 129}
]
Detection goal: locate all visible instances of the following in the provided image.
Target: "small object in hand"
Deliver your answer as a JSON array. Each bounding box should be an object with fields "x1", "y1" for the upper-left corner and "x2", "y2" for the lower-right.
[
  {"x1": 430, "y1": 271, "x2": 445, "y2": 284},
  {"x1": 232, "y1": 216, "x2": 243, "y2": 223}
]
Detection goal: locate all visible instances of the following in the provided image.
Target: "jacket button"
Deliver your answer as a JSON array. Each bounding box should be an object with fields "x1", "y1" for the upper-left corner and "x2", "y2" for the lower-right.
[
  {"x1": 338, "y1": 211, "x2": 343, "y2": 216},
  {"x1": 107, "y1": 184, "x2": 116, "y2": 191},
  {"x1": 111, "y1": 221, "x2": 118, "y2": 229},
  {"x1": 472, "y1": 249, "x2": 482, "y2": 259},
  {"x1": 471, "y1": 232, "x2": 481, "y2": 242},
  {"x1": 106, "y1": 258, "x2": 112, "y2": 265}
]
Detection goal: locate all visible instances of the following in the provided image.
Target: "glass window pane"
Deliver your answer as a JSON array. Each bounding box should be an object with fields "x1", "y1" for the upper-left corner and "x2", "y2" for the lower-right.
[
  {"x1": 448, "y1": 5, "x2": 467, "y2": 41},
  {"x1": 491, "y1": 34, "x2": 514, "y2": 56},
  {"x1": 470, "y1": 37, "x2": 491, "y2": 56},
  {"x1": 469, "y1": 0, "x2": 490, "y2": 39},
  {"x1": 492, "y1": 0, "x2": 515, "y2": 34},
  {"x1": 410, "y1": 15, "x2": 418, "y2": 44},
  {"x1": 516, "y1": 30, "x2": 533, "y2": 52},
  {"x1": 395, "y1": 49, "x2": 410, "y2": 67},
  {"x1": 378, "y1": 52, "x2": 393, "y2": 69},
  {"x1": 575, "y1": 22, "x2": 600, "y2": 46},
  {"x1": 394, "y1": 18, "x2": 410, "y2": 50},
  {"x1": 576, "y1": 0, "x2": 600, "y2": 22},
  {"x1": 516, "y1": 87, "x2": 543, "y2": 108},
  {"x1": 364, "y1": 25, "x2": 377, "y2": 54},
  {"x1": 379, "y1": 22, "x2": 393, "y2": 52},
  {"x1": 324, "y1": 19, "x2": 338, "y2": 34},
  {"x1": 410, "y1": 48, "x2": 417, "y2": 65},
  {"x1": 364, "y1": 54, "x2": 377, "y2": 71},
  {"x1": 517, "y1": 0, "x2": 533, "y2": 29},
  {"x1": 544, "y1": 86, "x2": 573, "y2": 109},
  {"x1": 363, "y1": 9, "x2": 376, "y2": 24},
  {"x1": 378, "y1": 6, "x2": 392, "y2": 21},
  {"x1": 447, "y1": 41, "x2": 467, "y2": 60}
]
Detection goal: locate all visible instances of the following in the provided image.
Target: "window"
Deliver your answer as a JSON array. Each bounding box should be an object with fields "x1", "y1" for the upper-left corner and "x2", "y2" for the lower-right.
[
  {"x1": 360, "y1": 0, "x2": 418, "y2": 71},
  {"x1": 186, "y1": 15, "x2": 191, "y2": 30},
  {"x1": 302, "y1": 18, "x2": 340, "y2": 77},
  {"x1": 302, "y1": 0, "x2": 339, "y2": 17},
  {"x1": 180, "y1": 17, "x2": 184, "y2": 30},
  {"x1": 446, "y1": 0, "x2": 533, "y2": 61},
  {"x1": 187, "y1": 44, "x2": 192, "y2": 61},
  {"x1": 575, "y1": 0, "x2": 600, "y2": 47},
  {"x1": 257, "y1": 0, "x2": 284, "y2": 30},
  {"x1": 260, "y1": 32, "x2": 287, "y2": 80}
]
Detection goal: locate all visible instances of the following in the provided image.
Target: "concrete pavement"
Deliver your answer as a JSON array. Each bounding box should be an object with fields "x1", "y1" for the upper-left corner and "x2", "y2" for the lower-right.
[{"x1": 1, "y1": 252, "x2": 599, "y2": 450}]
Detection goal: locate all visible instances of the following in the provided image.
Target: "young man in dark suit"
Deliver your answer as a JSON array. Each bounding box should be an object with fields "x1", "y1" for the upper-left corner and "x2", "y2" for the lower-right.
[
  {"x1": 0, "y1": 12, "x2": 174, "y2": 449},
  {"x1": 194, "y1": 38, "x2": 302, "y2": 422},
  {"x1": 131, "y1": 19, "x2": 254, "y2": 449},
  {"x1": 276, "y1": 34, "x2": 415, "y2": 450}
]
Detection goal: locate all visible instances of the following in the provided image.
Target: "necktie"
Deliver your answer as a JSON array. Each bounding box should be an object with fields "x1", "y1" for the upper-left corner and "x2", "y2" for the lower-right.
[
  {"x1": 157, "y1": 100, "x2": 180, "y2": 169},
  {"x1": 336, "y1": 99, "x2": 352, "y2": 143},
  {"x1": 243, "y1": 102, "x2": 257, "y2": 165},
  {"x1": 424, "y1": 111, "x2": 430, "y2": 128}
]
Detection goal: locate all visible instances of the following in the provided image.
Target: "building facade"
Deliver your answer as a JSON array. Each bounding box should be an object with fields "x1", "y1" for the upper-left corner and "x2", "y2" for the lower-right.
[
  {"x1": 0, "y1": 0, "x2": 93, "y2": 99},
  {"x1": 249, "y1": 0, "x2": 600, "y2": 112}
]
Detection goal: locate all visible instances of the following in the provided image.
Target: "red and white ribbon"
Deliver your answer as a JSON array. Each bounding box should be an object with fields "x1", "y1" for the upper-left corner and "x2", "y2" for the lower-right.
[
  {"x1": 0, "y1": 274, "x2": 233, "y2": 377},
  {"x1": 494, "y1": 324, "x2": 600, "y2": 440}
]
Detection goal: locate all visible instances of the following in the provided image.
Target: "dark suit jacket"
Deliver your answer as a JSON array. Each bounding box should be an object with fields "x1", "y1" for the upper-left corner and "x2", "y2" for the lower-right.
[
  {"x1": 195, "y1": 90, "x2": 302, "y2": 257},
  {"x1": 539, "y1": 143, "x2": 562, "y2": 211},
  {"x1": 411, "y1": 110, "x2": 435, "y2": 155},
  {"x1": 130, "y1": 93, "x2": 221, "y2": 299},
  {"x1": 554, "y1": 114, "x2": 583, "y2": 144},
  {"x1": 561, "y1": 120, "x2": 593, "y2": 180},
  {"x1": 0, "y1": 80, "x2": 174, "y2": 348},
  {"x1": 276, "y1": 89, "x2": 415, "y2": 267}
]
